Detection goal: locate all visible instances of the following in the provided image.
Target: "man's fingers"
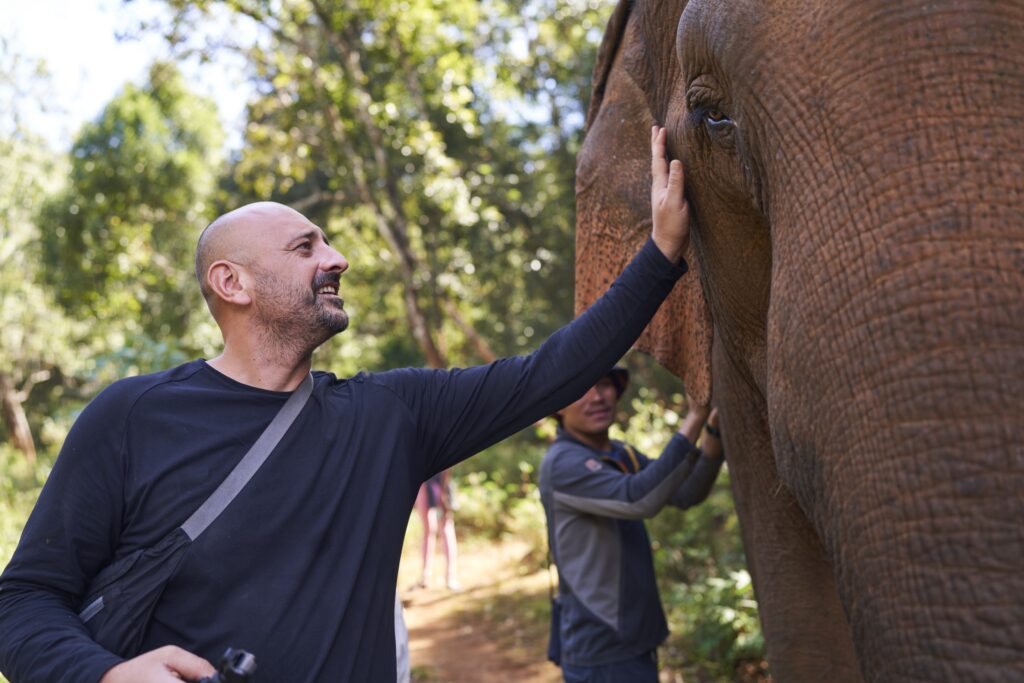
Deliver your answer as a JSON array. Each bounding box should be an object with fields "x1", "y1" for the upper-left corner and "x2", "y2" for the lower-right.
[
  {"x1": 651, "y1": 125, "x2": 668, "y2": 187},
  {"x1": 99, "y1": 646, "x2": 216, "y2": 683},
  {"x1": 158, "y1": 646, "x2": 215, "y2": 680},
  {"x1": 667, "y1": 158, "x2": 685, "y2": 194},
  {"x1": 648, "y1": 124, "x2": 690, "y2": 262}
]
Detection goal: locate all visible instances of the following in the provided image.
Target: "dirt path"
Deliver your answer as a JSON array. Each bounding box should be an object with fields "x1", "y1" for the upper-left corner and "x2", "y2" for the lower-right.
[{"x1": 398, "y1": 536, "x2": 561, "y2": 683}]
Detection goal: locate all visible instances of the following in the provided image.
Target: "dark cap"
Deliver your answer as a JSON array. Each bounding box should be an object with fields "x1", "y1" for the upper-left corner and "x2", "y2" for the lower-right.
[
  {"x1": 550, "y1": 365, "x2": 631, "y2": 423},
  {"x1": 607, "y1": 365, "x2": 629, "y2": 397}
]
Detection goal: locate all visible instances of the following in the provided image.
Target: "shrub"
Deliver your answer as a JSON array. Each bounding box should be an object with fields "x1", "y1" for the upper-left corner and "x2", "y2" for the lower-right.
[{"x1": 0, "y1": 443, "x2": 50, "y2": 567}]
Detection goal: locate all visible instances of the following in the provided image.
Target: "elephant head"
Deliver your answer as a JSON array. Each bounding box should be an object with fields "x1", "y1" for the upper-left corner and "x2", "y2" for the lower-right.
[{"x1": 576, "y1": 1, "x2": 1024, "y2": 681}]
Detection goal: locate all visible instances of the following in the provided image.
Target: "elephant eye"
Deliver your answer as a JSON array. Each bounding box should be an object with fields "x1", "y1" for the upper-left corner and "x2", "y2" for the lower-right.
[
  {"x1": 685, "y1": 78, "x2": 735, "y2": 134},
  {"x1": 704, "y1": 109, "x2": 734, "y2": 129}
]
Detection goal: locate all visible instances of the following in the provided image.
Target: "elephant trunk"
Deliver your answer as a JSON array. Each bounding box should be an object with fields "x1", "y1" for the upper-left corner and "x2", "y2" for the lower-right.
[
  {"x1": 766, "y1": 5, "x2": 1024, "y2": 679},
  {"x1": 771, "y1": 213, "x2": 1024, "y2": 680}
]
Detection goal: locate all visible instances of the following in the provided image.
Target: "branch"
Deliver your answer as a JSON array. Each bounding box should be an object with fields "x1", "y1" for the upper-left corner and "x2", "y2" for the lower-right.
[
  {"x1": 289, "y1": 189, "x2": 347, "y2": 213},
  {"x1": 14, "y1": 368, "x2": 50, "y2": 403},
  {"x1": 442, "y1": 298, "x2": 497, "y2": 363}
]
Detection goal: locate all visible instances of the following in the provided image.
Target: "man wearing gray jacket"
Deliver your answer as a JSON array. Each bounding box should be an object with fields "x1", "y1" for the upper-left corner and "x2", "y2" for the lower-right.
[{"x1": 539, "y1": 366, "x2": 724, "y2": 682}]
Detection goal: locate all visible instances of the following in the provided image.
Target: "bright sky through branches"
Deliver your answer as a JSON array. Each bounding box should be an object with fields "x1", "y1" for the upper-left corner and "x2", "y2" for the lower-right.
[{"x1": 2, "y1": 0, "x2": 251, "y2": 151}]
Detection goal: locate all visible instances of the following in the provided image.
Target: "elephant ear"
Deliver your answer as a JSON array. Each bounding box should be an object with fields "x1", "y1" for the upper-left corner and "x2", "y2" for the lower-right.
[{"x1": 575, "y1": 0, "x2": 713, "y2": 405}]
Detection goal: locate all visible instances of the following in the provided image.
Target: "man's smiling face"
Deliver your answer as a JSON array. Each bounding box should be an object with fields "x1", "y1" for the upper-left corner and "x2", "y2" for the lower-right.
[
  {"x1": 244, "y1": 207, "x2": 351, "y2": 345},
  {"x1": 556, "y1": 376, "x2": 620, "y2": 448}
]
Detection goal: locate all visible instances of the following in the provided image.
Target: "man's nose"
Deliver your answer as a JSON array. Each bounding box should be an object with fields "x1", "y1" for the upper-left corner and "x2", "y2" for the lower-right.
[{"x1": 322, "y1": 245, "x2": 349, "y2": 273}]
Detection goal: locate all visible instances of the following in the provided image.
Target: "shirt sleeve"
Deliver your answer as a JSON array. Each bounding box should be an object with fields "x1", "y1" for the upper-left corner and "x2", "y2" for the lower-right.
[
  {"x1": 375, "y1": 238, "x2": 687, "y2": 475},
  {"x1": 669, "y1": 453, "x2": 725, "y2": 509},
  {"x1": 0, "y1": 383, "x2": 134, "y2": 683},
  {"x1": 548, "y1": 434, "x2": 702, "y2": 520}
]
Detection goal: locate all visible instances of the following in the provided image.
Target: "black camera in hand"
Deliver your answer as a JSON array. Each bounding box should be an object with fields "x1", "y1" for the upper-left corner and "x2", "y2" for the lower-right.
[{"x1": 196, "y1": 648, "x2": 257, "y2": 683}]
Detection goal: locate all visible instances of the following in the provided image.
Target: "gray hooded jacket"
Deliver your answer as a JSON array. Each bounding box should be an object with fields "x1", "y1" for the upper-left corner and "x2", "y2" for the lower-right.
[{"x1": 539, "y1": 430, "x2": 723, "y2": 666}]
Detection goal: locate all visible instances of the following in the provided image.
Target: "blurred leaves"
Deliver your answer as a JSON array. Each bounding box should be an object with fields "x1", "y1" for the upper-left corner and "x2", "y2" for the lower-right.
[
  {"x1": 0, "y1": 43, "x2": 83, "y2": 461},
  {"x1": 38, "y1": 61, "x2": 224, "y2": 345}
]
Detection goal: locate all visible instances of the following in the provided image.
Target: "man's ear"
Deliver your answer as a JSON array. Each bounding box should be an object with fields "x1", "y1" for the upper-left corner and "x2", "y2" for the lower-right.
[{"x1": 206, "y1": 260, "x2": 253, "y2": 307}]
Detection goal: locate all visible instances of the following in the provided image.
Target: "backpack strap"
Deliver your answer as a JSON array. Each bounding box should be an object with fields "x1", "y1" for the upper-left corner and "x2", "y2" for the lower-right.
[
  {"x1": 181, "y1": 373, "x2": 314, "y2": 540},
  {"x1": 622, "y1": 444, "x2": 641, "y2": 472},
  {"x1": 600, "y1": 443, "x2": 642, "y2": 474}
]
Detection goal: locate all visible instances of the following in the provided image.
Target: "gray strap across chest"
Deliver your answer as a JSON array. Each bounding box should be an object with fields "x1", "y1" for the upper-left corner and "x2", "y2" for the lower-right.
[{"x1": 181, "y1": 373, "x2": 314, "y2": 540}]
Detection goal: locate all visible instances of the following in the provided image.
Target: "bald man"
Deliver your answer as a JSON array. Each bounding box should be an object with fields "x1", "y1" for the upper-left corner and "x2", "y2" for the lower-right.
[{"x1": 0, "y1": 128, "x2": 690, "y2": 683}]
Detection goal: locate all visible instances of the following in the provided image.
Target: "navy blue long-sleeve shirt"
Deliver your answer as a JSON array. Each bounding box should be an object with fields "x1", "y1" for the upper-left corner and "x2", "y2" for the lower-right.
[{"x1": 0, "y1": 239, "x2": 685, "y2": 683}]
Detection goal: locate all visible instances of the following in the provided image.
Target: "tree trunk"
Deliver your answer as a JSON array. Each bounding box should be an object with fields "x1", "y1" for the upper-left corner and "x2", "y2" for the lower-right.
[
  {"x1": 0, "y1": 372, "x2": 36, "y2": 463},
  {"x1": 443, "y1": 299, "x2": 497, "y2": 363}
]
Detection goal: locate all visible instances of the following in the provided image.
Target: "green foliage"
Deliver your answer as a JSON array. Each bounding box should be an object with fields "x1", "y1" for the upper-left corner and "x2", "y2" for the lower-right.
[
  {"x1": 456, "y1": 473, "x2": 548, "y2": 557},
  {"x1": 0, "y1": 442, "x2": 51, "y2": 569},
  {"x1": 0, "y1": 41, "x2": 86, "y2": 458},
  {"x1": 0, "y1": 120, "x2": 77, "y2": 376},
  {"x1": 663, "y1": 568, "x2": 765, "y2": 681},
  {"x1": 453, "y1": 472, "x2": 512, "y2": 537},
  {"x1": 38, "y1": 61, "x2": 223, "y2": 350},
  {"x1": 452, "y1": 432, "x2": 547, "y2": 541}
]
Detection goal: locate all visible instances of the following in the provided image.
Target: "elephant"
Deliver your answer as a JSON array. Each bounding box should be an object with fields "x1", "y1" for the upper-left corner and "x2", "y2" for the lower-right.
[{"x1": 574, "y1": 1, "x2": 1024, "y2": 681}]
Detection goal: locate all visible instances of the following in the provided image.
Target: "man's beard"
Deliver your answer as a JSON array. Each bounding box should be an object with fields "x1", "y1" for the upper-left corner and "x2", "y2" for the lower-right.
[{"x1": 251, "y1": 270, "x2": 349, "y2": 357}]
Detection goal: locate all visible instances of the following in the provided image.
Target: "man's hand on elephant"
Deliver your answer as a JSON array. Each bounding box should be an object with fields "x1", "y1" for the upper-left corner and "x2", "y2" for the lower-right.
[
  {"x1": 684, "y1": 393, "x2": 711, "y2": 425},
  {"x1": 678, "y1": 394, "x2": 709, "y2": 443},
  {"x1": 99, "y1": 645, "x2": 216, "y2": 683},
  {"x1": 702, "y1": 408, "x2": 724, "y2": 459},
  {"x1": 650, "y1": 125, "x2": 690, "y2": 263}
]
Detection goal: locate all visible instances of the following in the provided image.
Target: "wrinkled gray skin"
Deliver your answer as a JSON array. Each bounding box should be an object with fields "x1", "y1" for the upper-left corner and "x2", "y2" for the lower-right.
[{"x1": 575, "y1": 1, "x2": 1024, "y2": 681}]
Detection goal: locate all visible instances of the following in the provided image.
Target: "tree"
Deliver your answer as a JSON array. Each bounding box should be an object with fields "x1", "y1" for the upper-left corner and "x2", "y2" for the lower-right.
[
  {"x1": 38, "y1": 62, "x2": 224, "y2": 357},
  {"x1": 0, "y1": 41, "x2": 80, "y2": 461}
]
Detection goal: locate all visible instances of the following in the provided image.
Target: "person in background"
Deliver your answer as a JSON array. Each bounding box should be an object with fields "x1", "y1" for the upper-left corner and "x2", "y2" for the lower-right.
[
  {"x1": 413, "y1": 470, "x2": 461, "y2": 591},
  {"x1": 539, "y1": 366, "x2": 724, "y2": 683}
]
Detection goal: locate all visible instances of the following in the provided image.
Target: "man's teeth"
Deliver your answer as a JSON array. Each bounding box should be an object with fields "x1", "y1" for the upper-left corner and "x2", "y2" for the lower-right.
[{"x1": 318, "y1": 285, "x2": 338, "y2": 295}]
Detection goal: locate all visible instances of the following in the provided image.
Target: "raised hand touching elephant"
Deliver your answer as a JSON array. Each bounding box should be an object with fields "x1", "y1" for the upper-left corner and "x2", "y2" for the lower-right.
[
  {"x1": 575, "y1": 1, "x2": 1024, "y2": 681},
  {"x1": 650, "y1": 125, "x2": 691, "y2": 262}
]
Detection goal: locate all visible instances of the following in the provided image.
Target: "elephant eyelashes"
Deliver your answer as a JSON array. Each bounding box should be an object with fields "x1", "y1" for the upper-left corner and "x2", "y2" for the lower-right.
[
  {"x1": 705, "y1": 113, "x2": 736, "y2": 136},
  {"x1": 685, "y1": 79, "x2": 737, "y2": 143},
  {"x1": 705, "y1": 109, "x2": 729, "y2": 124},
  {"x1": 687, "y1": 106, "x2": 738, "y2": 148}
]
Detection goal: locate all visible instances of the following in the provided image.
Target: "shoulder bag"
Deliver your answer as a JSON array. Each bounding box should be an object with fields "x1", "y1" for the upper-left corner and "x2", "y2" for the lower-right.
[{"x1": 77, "y1": 373, "x2": 314, "y2": 657}]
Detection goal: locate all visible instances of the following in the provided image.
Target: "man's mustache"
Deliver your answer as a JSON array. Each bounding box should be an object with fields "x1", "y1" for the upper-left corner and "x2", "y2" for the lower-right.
[{"x1": 312, "y1": 273, "x2": 341, "y2": 290}]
